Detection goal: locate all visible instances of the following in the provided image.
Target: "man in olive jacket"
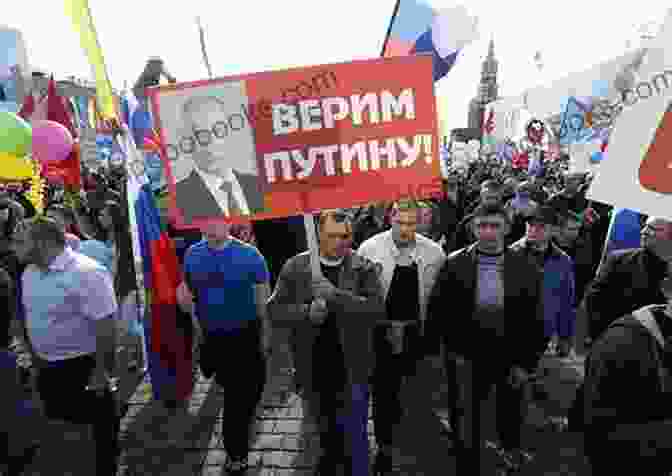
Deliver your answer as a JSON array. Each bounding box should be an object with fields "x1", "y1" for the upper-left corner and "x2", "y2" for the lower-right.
[{"x1": 268, "y1": 210, "x2": 385, "y2": 476}]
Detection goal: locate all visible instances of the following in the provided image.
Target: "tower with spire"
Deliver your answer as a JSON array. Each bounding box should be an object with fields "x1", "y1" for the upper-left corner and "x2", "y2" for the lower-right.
[{"x1": 468, "y1": 38, "x2": 500, "y2": 132}]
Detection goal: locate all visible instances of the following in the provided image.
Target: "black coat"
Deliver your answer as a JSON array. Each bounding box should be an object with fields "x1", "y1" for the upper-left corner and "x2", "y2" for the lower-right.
[
  {"x1": 584, "y1": 248, "x2": 667, "y2": 340},
  {"x1": 174, "y1": 169, "x2": 264, "y2": 224},
  {"x1": 583, "y1": 309, "x2": 672, "y2": 472},
  {"x1": 425, "y1": 243, "x2": 545, "y2": 373}
]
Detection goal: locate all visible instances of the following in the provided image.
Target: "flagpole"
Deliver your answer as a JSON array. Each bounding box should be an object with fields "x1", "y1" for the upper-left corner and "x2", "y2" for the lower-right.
[
  {"x1": 380, "y1": 0, "x2": 401, "y2": 57},
  {"x1": 196, "y1": 17, "x2": 213, "y2": 79}
]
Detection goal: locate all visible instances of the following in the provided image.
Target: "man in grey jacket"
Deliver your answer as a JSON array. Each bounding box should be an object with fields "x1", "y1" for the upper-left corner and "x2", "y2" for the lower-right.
[{"x1": 268, "y1": 209, "x2": 385, "y2": 476}]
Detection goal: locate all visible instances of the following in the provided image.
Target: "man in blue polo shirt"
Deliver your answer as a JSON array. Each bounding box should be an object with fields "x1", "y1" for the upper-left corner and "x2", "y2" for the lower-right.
[{"x1": 183, "y1": 221, "x2": 271, "y2": 474}]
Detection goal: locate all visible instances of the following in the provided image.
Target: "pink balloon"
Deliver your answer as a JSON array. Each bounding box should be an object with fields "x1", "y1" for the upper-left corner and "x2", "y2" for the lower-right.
[{"x1": 32, "y1": 120, "x2": 74, "y2": 163}]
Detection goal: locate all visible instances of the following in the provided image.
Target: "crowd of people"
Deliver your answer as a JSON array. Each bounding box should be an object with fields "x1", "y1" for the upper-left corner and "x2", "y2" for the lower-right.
[{"x1": 2, "y1": 147, "x2": 672, "y2": 476}]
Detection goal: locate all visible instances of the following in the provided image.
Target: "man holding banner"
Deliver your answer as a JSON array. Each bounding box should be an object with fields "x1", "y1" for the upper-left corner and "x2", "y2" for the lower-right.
[{"x1": 269, "y1": 210, "x2": 385, "y2": 476}]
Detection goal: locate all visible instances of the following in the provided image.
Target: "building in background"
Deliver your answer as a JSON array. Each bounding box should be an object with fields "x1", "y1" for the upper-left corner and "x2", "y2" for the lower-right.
[{"x1": 467, "y1": 39, "x2": 500, "y2": 132}]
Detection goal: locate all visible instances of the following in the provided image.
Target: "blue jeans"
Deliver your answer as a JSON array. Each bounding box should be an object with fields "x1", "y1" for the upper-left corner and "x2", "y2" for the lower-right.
[{"x1": 321, "y1": 383, "x2": 370, "y2": 475}]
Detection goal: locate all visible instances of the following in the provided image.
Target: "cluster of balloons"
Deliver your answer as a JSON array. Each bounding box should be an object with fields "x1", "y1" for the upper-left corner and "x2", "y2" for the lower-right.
[
  {"x1": 0, "y1": 111, "x2": 75, "y2": 170},
  {"x1": 0, "y1": 111, "x2": 33, "y2": 180}
]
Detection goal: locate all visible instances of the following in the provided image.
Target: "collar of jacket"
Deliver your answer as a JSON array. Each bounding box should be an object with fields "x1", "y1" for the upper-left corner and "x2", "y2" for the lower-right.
[
  {"x1": 511, "y1": 238, "x2": 564, "y2": 261},
  {"x1": 384, "y1": 231, "x2": 425, "y2": 264}
]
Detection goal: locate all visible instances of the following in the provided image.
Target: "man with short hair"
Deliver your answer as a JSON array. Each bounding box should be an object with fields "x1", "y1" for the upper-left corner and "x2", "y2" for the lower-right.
[
  {"x1": 585, "y1": 216, "x2": 672, "y2": 342},
  {"x1": 510, "y1": 206, "x2": 576, "y2": 357},
  {"x1": 182, "y1": 220, "x2": 271, "y2": 474},
  {"x1": 426, "y1": 203, "x2": 545, "y2": 474},
  {"x1": 554, "y1": 210, "x2": 594, "y2": 306},
  {"x1": 455, "y1": 180, "x2": 504, "y2": 249},
  {"x1": 269, "y1": 210, "x2": 385, "y2": 476},
  {"x1": 436, "y1": 175, "x2": 465, "y2": 253},
  {"x1": 505, "y1": 181, "x2": 541, "y2": 245},
  {"x1": 12, "y1": 217, "x2": 119, "y2": 476},
  {"x1": 357, "y1": 201, "x2": 446, "y2": 473},
  {"x1": 174, "y1": 95, "x2": 264, "y2": 222}
]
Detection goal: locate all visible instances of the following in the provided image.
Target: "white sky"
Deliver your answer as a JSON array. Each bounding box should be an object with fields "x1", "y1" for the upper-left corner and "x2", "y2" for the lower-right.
[{"x1": 3, "y1": 0, "x2": 670, "y2": 133}]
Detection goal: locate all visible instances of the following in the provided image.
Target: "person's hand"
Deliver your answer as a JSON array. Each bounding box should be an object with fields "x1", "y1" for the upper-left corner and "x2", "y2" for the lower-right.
[
  {"x1": 177, "y1": 281, "x2": 195, "y2": 314},
  {"x1": 308, "y1": 298, "x2": 329, "y2": 325},
  {"x1": 508, "y1": 366, "x2": 530, "y2": 389},
  {"x1": 87, "y1": 368, "x2": 112, "y2": 396},
  {"x1": 311, "y1": 276, "x2": 338, "y2": 302}
]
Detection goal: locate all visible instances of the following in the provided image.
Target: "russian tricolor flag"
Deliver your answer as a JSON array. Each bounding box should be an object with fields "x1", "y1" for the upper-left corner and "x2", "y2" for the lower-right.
[
  {"x1": 382, "y1": 0, "x2": 479, "y2": 81},
  {"x1": 119, "y1": 122, "x2": 194, "y2": 403}
]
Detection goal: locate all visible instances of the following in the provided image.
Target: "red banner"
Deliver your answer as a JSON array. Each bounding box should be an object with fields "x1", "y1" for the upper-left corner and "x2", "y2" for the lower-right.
[{"x1": 148, "y1": 55, "x2": 440, "y2": 228}]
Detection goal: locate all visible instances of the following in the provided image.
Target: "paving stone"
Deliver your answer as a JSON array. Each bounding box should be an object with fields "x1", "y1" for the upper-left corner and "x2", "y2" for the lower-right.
[
  {"x1": 251, "y1": 433, "x2": 285, "y2": 451},
  {"x1": 18, "y1": 329, "x2": 592, "y2": 475},
  {"x1": 262, "y1": 450, "x2": 296, "y2": 468}
]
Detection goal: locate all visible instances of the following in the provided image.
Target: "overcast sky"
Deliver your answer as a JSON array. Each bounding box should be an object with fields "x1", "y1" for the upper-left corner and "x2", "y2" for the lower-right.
[{"x1": 3, "y1": 0, "x2": 670, "y2": 132}]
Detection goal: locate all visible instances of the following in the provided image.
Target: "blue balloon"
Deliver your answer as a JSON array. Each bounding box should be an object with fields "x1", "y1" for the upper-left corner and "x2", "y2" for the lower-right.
[{"x1": 411, "y1": 28, "x2": 459, "y2": 81}]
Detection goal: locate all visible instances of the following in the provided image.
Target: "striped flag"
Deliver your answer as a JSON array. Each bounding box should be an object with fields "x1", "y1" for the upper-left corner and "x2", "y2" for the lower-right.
[
  {"x1": 119, "y1": 123, "x2": 194, "y2": 403},
  {"x1": 382, "y1": 0, "x2": 479, "y2": 81}
]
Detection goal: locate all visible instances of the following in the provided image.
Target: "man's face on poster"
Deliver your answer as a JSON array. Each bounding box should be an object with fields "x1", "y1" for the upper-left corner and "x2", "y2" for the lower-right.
[{"x1": 183, "y1": 97, "x2": 229, "y2": 176}]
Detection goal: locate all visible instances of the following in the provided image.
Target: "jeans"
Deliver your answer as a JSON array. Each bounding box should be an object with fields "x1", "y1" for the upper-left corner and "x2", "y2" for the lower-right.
[
  {"x1": 36, "y1": 354, "x2": 119, "y2": 476},
  {"x1": 318, "y1": 383, "x2": 370, "y2": 476},
  {"x1": 455, "y1": 358, "x2": 525, "y2": 473},
  {"x1": 199, "y1": 320, "x2": 267, "y2": 461}
]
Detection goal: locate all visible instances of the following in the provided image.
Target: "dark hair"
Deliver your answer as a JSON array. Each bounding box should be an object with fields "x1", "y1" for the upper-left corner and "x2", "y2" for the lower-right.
[
  {"x1": 26, "y1": 216, "x2": 67, "y2": 247},
  {"x1": 98, "y1": 201, "x2": 138, "y2": 299},
  {"x1": 317, "y1": 209, "x2": 353, "y2": 232},
  {"x1": 471, "y1": 203, "x2": 510, "y2": 223},
  {"x1": 0, "y1": 200, "x2": 23, "y2": 241},
  {"x1": 481, "y1": 179, "x2": 502, "y2": 192},
  {"x1": 46, "y1": 204, "x2": 90, "y2": 240}
]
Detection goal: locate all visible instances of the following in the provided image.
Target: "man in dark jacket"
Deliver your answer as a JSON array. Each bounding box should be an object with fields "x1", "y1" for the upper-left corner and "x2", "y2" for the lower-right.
[
  {"x1": 583, "y1": 276, "x2": 672, "y2": 474},
  {"x1": 510, "y1": 206, "x2": 576, "y2": 357},
  {"x1": 425, "y1": 203, "x2": 546, "y2": 473},
  {"x1": 268, "y1": 210, "x2": 385, "y2": 476},
  {"x1": 435, "y1": 176, "x2": 465, "y2": 253},
  {"x1": 584, "y1": 216, "x2": 672, "y2": 342},
  {"x1": 454, "y1": 180, "x2": 504, "y2": 250}
]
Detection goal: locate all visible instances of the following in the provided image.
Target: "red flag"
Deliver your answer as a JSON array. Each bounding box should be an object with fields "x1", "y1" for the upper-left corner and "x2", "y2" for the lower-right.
[
  {"x1": 46, "y1": 77, "x2": 77, "y2": 138},
  {"x1": 41, "y1": 78, "x2": 81, "y2": 192},
  {"x1": 483, "y1": 109, "x2": 495, "y2": 135},
  {"x1": 17, "y1": 93, "x2": 35, "y2": 120}
]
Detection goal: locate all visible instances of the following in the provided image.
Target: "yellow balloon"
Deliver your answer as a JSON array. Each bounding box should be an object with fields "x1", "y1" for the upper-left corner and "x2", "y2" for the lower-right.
[{"x1": 0, "y1": 152, "x2": 34, "y2": 181}]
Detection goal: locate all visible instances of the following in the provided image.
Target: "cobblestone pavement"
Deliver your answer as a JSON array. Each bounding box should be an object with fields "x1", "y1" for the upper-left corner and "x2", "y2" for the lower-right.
[{"x1": 16, "y1": 328, "x2": 591, "y2": 476}]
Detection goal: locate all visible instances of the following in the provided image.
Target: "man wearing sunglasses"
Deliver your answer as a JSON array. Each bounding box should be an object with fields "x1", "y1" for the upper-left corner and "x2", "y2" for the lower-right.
[
  {"x1": 582, "y1": 275, "x2": 672, "y2": 474},
  {"x1": 268, "y1": 209, "x2": 385, "y2": 476}
]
